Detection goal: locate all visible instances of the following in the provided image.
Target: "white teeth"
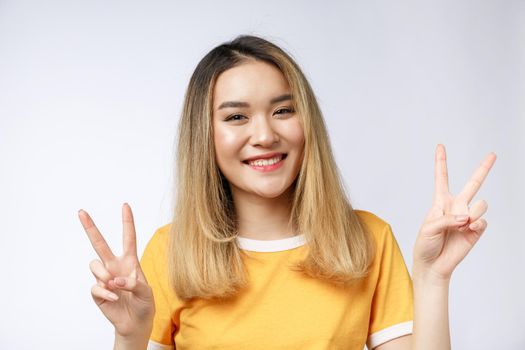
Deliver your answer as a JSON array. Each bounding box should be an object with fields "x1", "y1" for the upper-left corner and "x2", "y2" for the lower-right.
[{"x1": 248, "y1": 155, "x2": 283, "y2": 167}]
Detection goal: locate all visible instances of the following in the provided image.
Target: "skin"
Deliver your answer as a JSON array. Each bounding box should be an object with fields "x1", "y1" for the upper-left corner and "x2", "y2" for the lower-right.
[
  {"x1": 78, "y1": 204, "x2": 154, "y2": 350},
  {"x1": 78, "y1": 60, "x2": 497, "y2": 349},
  {"x1": 377, "y1": 145, "x2": 496, "y2": 350},
  {"x1": 212, "y1": 59, "x2": 305, "y2": 240}
]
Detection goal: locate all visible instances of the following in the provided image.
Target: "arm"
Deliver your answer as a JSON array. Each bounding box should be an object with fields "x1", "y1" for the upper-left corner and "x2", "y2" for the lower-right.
[
  {"x1": 375, "y1": 144, "x2": 496, "y2": 350},
  {"x1": 409, "y1": 145, "x2": 495, "y2": 350},
  {"x1": 79, "y1": 203, "x2": 155, "y2": 350},
  {"x1": 371, "y1": 274, "x2": 449, "y2": 350},
  {"x1": 373, "y1": 271, "x2": 450, "y2": 350},
  {"x1": 114, "y1": 332, "x2": 152, "y2": 350},
  {"x1": 410, "y1": 266, "x2": 451, "y2": 350}
]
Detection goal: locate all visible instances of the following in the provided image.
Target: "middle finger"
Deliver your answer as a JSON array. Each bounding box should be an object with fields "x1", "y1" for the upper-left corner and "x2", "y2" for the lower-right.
[
  {"x1": 79, "y1": 209, "x2": 115, "y2": 263},
  {"x1": 457, "y1": 152, "x2": 497, "y2": 204}
]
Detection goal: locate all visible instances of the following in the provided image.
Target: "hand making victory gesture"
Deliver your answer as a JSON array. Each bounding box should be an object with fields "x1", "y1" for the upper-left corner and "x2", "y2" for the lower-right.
[
  {"x1": 413, "y1": 144, "x2": 497, "y2": 280},
  {"x1": 78, "y1": 203, "x2": 155, "y2": 337}
]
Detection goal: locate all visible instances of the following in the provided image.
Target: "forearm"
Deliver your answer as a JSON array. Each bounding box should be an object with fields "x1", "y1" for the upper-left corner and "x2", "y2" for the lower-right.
[
  {"x1": 113, "y1": 331, "x2": 151, "y2": 350},
  {"x1": 411, "y1": 266, "x2": 451, "y2": 350}
]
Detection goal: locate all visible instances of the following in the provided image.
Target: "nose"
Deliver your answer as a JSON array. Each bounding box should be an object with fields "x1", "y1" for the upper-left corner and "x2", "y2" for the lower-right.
[{"x1": 249, "y1": 115, "x2": 279, "y2": 148}]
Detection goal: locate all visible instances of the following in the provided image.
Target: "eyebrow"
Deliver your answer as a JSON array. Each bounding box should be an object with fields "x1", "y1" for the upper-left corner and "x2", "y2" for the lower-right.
[{"x1": 217, "y1": 94, "x2": 292, "y2": 110}]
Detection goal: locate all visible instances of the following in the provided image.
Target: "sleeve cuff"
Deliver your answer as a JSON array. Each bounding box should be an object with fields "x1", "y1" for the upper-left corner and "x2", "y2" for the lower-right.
[
  {"x1": 366, "y1": 320, "x2": 413, "y2": 349},
  {"x1": 146, "y1": 322, "x2": 412, "y2": 350},
  {"x1": 147, "y1": 339, "x2": 175, "y2": 350}
]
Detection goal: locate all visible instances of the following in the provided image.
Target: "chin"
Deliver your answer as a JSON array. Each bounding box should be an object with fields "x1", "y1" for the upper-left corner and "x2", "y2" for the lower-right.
[
  {"x1": 253, "y1": 190, "x2": 286, "y2": 199},
  {"x1": 252, "y1": 184, "x2": 293, "y2": 199},
  {"x1": 231, "y1": 179, "x2": 295, "y2": 200}
]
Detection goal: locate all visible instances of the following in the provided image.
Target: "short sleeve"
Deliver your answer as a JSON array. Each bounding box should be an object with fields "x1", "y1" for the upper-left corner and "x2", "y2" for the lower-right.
[
  {"x1": 140, "y1": 226, "x2": 176, "y2": 350},
  {"x1": 366, "y1": 223, "x2": 414, "y2": 349}
]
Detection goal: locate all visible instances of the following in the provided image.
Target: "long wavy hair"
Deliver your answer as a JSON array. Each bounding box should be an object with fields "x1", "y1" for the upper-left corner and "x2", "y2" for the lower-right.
[{"x1": 168, "y1": 34, "x2": 375, "y2": 301}]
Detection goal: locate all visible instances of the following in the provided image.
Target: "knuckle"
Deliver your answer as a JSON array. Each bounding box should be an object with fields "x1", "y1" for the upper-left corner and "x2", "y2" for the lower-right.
[
  {"x1": 89, "y1": 259, "x2": 101, "y2": 270},
  {"x1": 475, "y1": 199, "x2": 486, "y2": 208},
  {"x1": 127, "y1": 278, "x2": 137, "y2": 289},
  {"x1": 470, "y1": 178, "x2": 482, "y2": 187},
  {"x1": 97, "y1": 279, "x2": 107, "y2": 288},
  {"x1": 91, "y1": 284, "x2": 100, "y2": 295},
  {"x1": 93, "y1": 238, "x2": 105, "y2": 250},
  {"x1": 420, "y1": 222, "x2": 433, "y2": 236}
]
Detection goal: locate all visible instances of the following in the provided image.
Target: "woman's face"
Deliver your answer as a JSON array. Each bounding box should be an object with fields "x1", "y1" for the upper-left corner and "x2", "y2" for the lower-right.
[{"x1": 212, "y1": 60, "x2": 305, "y2": 200}]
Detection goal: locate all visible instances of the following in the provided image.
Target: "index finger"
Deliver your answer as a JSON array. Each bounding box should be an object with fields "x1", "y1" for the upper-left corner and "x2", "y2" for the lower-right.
[
  {"x1": 122, "y1": 203, "x2": 137, "y2": 257},
  {"x1": 433, "y1": 144, "x2": 450, "y2": 205},
  {"x1": 457, "y1": 152, "x2": 497, "y2": 203},
  {"x1": 78, "y1": 209, "x2": 115, "y2": 263}
]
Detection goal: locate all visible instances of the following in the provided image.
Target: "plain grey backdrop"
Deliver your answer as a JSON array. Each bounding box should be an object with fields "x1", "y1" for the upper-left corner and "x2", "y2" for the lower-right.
[{"x1": 0, "y1": 0, "x2": 523, "y2": 349}]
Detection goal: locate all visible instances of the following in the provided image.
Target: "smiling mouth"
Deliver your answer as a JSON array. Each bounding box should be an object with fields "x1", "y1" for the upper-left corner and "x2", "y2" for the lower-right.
[{"x1": 242, "y1": 154, "x2": 288, "y2": 166}]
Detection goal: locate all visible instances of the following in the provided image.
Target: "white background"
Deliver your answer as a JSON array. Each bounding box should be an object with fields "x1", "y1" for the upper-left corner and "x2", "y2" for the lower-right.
[{"x1": 0, "y1": 0, "x2": 523, "y2": 349}]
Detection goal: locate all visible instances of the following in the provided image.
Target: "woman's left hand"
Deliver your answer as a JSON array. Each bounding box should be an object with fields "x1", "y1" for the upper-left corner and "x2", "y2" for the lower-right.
[{"x1": 413, "y1": 144, "x2": 497, "y2": 281}]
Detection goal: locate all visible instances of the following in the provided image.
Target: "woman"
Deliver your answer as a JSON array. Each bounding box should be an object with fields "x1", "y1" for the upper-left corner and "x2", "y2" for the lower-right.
[{"x1": 78, "y1": 35, "x2": 496, "y2": 350}]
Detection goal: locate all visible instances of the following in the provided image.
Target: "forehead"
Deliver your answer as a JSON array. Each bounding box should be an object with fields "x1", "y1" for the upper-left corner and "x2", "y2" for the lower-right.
[{"x1": 213, "y1": 60, "x2": 290, "y2": 109}]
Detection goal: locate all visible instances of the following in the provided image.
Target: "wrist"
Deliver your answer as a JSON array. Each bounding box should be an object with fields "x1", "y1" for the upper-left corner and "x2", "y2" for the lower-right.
[
  {"x1": 412, "y1": 263, "x2": 451, "y2": 288},
  {"x1": 114, "y1": 329, "x2": 152, "y2": 350},
  {"x1": 114, "y1": 308, "x2": 155, "y2": 339}
]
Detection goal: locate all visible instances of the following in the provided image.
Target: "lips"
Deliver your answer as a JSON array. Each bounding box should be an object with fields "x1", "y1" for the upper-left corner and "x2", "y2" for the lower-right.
[{"x1": 242, "y1": 153, "x2": 287, "y2": 163}]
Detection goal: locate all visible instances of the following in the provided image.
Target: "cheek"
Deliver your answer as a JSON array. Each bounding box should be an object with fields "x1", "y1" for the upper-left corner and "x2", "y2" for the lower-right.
[
  {"x1": 284, "y1": 120, "x2": 305, "y2": 171},
  {"x1": 285, "y1": 119, "x2": 305, "y2": 148},
  {"x1": 214, "y1": 127, "x2": 243, "y2": 161}
]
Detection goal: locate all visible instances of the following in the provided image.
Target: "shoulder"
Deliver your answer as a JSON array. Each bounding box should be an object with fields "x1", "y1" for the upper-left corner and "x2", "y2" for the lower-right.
[
  {"x1": 141, "y1": 223, "x2": 172, "y2": 260},
  {"x1": 353, "y1": 209, "x2": 391, "y2": 234},
  {"x1": 148, "y1": 223, "x2": 171, "y2": 244},
  {"x1": 353, "y1": 209, "x2": 397, "y2": 248}
]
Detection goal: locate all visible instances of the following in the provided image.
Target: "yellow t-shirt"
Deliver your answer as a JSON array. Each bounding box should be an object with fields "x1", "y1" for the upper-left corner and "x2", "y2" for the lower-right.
[{"x1": 140, "y1": 210, "x2": 413, "y2": 350}]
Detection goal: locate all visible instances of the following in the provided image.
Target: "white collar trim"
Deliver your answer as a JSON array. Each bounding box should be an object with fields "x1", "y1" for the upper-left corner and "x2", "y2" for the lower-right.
[{"x1": 236, "y1": 234, "x2": 307, "y2": 252}]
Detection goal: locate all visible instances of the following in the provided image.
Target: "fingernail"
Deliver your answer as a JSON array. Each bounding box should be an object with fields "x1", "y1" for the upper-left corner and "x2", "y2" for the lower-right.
[
  {"x1": 455, "y1": 215, "x2": 469, "y2": 222},
  {"x1": 107, "y1": 292, "x2": 119, "y2": 301},
  {"x1": 470, "y1": 222, "x2": 480, "y2": 230},
  {"x1": 115, "y1": 277, "x2": 126, "y2": 286}
]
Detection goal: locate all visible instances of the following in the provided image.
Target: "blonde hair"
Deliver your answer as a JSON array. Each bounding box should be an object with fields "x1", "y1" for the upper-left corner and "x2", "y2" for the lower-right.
[{"x1": 168, "y1": 35, "x2": 375, "y2": 301}]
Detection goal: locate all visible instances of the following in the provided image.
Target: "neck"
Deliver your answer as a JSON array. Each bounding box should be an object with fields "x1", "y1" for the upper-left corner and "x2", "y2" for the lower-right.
[{"x1": 232, "y1": 186, "x2": 296, "y2": 241}]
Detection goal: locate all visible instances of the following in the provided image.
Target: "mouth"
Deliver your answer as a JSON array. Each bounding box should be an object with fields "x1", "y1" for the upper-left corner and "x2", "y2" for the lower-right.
[
  {"x1": 242, "y1": 153, "x2": 288, "y2": 172},
  {"x1": 242, "y1": 153, "x2": 288, "y2": 166}
]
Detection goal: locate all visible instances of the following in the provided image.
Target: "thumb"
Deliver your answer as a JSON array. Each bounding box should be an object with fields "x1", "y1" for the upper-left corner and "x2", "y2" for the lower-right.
[
  {"x1": 421, "y1": 214, "x2": 470, "y2": 237},
  {"x1": 112, "y1": 276, "x2": 152, "y2": 300}
]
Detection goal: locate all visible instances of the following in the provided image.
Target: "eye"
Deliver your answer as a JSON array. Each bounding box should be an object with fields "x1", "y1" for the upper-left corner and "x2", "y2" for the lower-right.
[
  {"x1": 225, "y1": 114, "x2": 247, "y2": 122},
  {"x1": 274, "y1": 107, "x2": 295, "y2": 116}
]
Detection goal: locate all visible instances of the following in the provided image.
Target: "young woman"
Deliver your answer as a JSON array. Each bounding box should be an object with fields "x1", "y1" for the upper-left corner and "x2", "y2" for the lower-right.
[{"x1": 78, "y1": 35, "x2": 497, "y2": 350}]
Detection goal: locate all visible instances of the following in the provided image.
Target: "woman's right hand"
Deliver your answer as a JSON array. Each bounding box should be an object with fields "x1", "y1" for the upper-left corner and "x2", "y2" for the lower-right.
[{"x1": 78, "y1": 203, "x2": 155, "y2": 338}]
